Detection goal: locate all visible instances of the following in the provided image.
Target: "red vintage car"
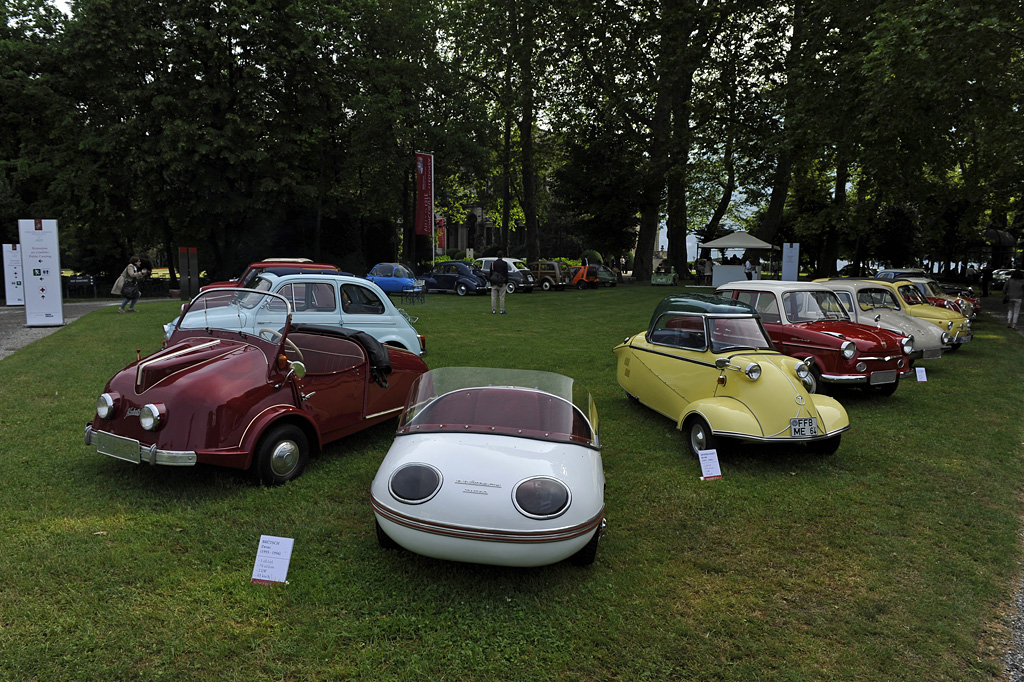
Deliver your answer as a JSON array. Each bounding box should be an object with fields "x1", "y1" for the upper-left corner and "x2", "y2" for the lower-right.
[
  {"x1": 85, "y1": 289, "x2": 428, "y2": 484},
  {"x1": 716, "y1": 281, "x2": 913, "y2": 396},
  {"x1": 201, "y1": 258, "x2": 341, "y2": 292}
]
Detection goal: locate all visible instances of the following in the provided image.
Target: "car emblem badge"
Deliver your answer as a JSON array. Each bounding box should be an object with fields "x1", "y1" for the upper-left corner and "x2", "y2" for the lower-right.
[{"x1": 794, "y1": 395, "x2": 805, "y2": 405}]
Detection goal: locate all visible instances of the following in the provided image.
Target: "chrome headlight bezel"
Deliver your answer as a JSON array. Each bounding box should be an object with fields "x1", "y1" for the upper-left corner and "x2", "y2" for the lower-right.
[
  {"x1": 744, "y1": 363, "x2": 762, "y2": 381},
  {"x1": 96, "y1": 393, "x2": 119, "y2": 420},
  {"x1": 794, "y1": 362, "x2": 810, "y2": 380},
  {"x1": 940, "y1": 331, "x2": 951, "y2": 344},
  {"x1": 139, "y1": 403, "x2": 166, "y2": 431},
  {"x1": 513, "y1": 476, "x2": 571, "y2": 520},
  {"x1": 389, "y1": 463, "x2": 443, "y2": 505},
  {"x1": 840, "y1": 340, "x2": 857, "y2": 360},
  {"x1": 901, "y1": 335, "x2": 914, "y2": 355}
]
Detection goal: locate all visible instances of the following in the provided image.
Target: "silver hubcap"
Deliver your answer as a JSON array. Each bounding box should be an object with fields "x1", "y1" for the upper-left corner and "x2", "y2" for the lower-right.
[
  {"x1": 691, "y1": 422, "x2": 708, "y2": 452},
  {"x1": 270, "y1": 440, "x2": 300, "y2": 477}
]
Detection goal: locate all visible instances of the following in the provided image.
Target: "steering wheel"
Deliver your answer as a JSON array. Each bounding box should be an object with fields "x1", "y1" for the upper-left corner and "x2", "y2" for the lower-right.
[{"x1": 258, "y1": 328, "x2": 304, "y2": 362}]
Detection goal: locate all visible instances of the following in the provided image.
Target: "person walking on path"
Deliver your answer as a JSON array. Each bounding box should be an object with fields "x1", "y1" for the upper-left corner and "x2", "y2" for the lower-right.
[
  {"x1": 111, "y1": 255, "x2": 148, "y2": 313},
  {"x1": 490, "y1": 251, "x2": 510, "y2": 315},
  {"x1": 1004, "y1": 269, "x2": 1024, "y2": 330}
]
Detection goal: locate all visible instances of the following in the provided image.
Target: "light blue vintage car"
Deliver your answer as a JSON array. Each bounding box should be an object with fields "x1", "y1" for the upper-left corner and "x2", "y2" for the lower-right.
[{"x1": 163, "y1": 274, "x2": 425, "y2": 356}]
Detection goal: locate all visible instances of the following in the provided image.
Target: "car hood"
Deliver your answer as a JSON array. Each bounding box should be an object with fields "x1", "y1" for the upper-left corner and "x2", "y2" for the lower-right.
[
  {"x1": 130, "y1": 337, "x2": 269, "y2": 394},
  {"x1": 795, "y1": 320, "x2": 903, "y2": 350}
]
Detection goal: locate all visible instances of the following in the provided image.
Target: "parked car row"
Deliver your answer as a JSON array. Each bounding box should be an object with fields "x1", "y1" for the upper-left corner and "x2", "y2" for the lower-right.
[{"x1": 84, "y1": 261, "x2": 983, "y2": 570}]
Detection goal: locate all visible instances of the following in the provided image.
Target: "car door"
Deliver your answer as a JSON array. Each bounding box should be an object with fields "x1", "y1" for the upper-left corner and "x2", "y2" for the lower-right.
[{"x1": 289, "y1": 333, "x2": 367, "y2": 443}]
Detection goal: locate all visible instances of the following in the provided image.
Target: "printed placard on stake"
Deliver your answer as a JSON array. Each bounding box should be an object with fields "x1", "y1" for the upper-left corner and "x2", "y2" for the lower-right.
[
  {"x1": 3, "y1": 244, "x2": 24, "y2": 306},
  {"x1": 915, "y1": 366, "x2": 927, "y2": 382},
  {"x1": 698, "y1": 449, "x2": 722, "y2": 481},
  {"x1": 17, "y1": 219, "x2": 63, "y2": 326},
  {"x1": 251, "y1": 535, "x2": 294, "y2": 586}
]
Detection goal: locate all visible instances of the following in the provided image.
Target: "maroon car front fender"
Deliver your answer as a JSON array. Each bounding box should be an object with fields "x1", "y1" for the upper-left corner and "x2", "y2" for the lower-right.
[{"x1": 238, "y1": 404, "x2": 323, "y2": 464}]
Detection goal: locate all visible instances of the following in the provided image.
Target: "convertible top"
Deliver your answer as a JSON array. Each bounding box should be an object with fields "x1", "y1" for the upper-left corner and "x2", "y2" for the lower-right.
[{"x1": 290, "y1": 324, "x2": 392, "y2": 386}]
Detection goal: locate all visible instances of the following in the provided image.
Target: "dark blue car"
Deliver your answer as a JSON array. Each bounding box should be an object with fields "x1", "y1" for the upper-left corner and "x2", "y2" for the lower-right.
[{"x1": 421, "y1": 261, "x2": 489, "y2": 296}]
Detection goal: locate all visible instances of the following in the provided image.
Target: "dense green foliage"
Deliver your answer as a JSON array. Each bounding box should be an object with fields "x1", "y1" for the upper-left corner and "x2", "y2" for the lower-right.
[
  {"x1": 1, "y1": 1, "x2": 1022, "y2": 283},
  {"x1": 0, "y1": 287, "x2": 1022, "y2": 679}
]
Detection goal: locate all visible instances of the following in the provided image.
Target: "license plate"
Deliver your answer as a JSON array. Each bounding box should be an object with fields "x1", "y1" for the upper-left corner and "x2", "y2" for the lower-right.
[
  {"x1": 96, "y1": 430, "x2": 142, "y2": 464},
  {"x1": 868, "y1": 370, "x2": 898, "y2": 386},
  {"x1": 790, "y1": 417, "x2": 818, "y2": 437}
]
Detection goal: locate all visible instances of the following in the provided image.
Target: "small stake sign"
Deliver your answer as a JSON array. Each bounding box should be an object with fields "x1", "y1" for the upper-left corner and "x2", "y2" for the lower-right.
[
  {"x1": 698, "y1": 449, "x2": 722, "y2": 480},
  {"x1": 915, "y1": 367, "x2": 927, "y2": 382},
  {"x1": 251, "y1": 535, "x2": 294, "y2": 585}
]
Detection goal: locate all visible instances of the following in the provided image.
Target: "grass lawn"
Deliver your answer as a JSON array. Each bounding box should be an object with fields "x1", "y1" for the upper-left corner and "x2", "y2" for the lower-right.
[{"x1": 1, "y1": 285, "x2": 1022, "y2": 681}]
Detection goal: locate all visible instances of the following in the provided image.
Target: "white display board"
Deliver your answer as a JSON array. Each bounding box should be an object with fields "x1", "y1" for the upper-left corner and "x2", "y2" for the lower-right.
[
  {"x1": 17, "y1": 219, "x2": 64, "y2": 326},
  {"x1": 782, "y1": 243, "x2": 800, "y2": 281},
  {"x1": 3, "y1": 243, "x2": 24, "y2": 306},
  {"x1": 698, "y1": 449, "x2": 722, "y2": 481},
  {"x1": 251, "y1": 535, "x2": 294, "y2": 585}
]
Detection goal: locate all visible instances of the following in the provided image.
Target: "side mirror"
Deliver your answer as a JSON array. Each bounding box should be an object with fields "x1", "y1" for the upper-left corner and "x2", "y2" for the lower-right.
[
  {"x1": 715, "y1": 358, "x2": 729, "y2": 369},
  {"x1": 290, "y1": 361, "x2": 307, "y2": 380}
]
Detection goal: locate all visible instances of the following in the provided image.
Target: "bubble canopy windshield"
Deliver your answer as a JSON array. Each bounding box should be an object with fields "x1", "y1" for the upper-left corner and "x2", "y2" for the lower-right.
[
  {"x1": 176, "y1": 288, "x2": 291, "y2": 339},
  {"x1": 396, "y1": 367, "x2": 599, "y2": 448}
]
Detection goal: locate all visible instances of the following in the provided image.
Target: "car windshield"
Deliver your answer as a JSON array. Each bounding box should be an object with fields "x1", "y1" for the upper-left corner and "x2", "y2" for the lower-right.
[
  {"x1": 780, "y1": 290, "x2": 850, "y2": 322},
  {"x1": 707, "y1": 316, "x2": 774, "y2": 353},
  {"x1": 897, "y1": 285, "x2": 928, "y2": 305},
  {"x1": 922, "y1": 280, "x2": 947, "y2": 297},
  {"x1": 857, "y1": 288, "x2": 901, "y2": 310},
  {"x1": 396, "y1": 367, "x2": 599, "y2": 448},
  {"x1": 176, "y1": 289, "x2": 290, "y2": 340}
]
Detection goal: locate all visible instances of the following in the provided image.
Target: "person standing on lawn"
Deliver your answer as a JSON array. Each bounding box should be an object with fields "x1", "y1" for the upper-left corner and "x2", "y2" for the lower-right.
[
  {"x1": 1004, "y1": 269, "x2": 1024, "y2": 330},
  {"x1": 490, "y1": 251, "x2": 510, "y2": 315}
]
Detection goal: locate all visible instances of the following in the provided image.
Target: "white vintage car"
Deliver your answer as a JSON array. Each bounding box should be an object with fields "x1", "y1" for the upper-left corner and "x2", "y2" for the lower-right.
[
  {"x1": 815, "y1": 278, "x2": 950, "y2": 359},
  {"x1": 370, "y1": 367, "x2": 605, "y2": 567}
]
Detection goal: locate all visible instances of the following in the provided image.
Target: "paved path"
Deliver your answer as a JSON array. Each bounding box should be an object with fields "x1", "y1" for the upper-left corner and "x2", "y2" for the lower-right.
[{"x1": 0, "y1": 300, "x2": 118, "y2": 361}]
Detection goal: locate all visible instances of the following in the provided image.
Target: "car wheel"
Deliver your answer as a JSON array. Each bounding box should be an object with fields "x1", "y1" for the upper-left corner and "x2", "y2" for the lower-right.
[
  {"x1": 872, "y1": 377, "x2": 899, "y2": 397},
  {"x1": 569, "y1": 525, "x2": 601, "y2": 566},
  {"x1": 506, "y1": 282, "x2": 516, "y2": 295},
  {"x1": 576, "y1": 280, "x2": 587, "y2": 290},
  {"x1": 685, "y1": 416, "x2": 718, "y2": 459},
  {"x1": 455, "y1": 282, "x2": 468, "y2": 296},
  {"x1": 541, "y1": 280, "x2": 552, "y2": 291},
  {"x1": 255, "y1": 423, "x2": 308, "y2": 486},
  {"x1": 376, "y1": 520, "x2": 400, "y2": 550},
  {"x1": 808, "y1": 434, "x2": 842, "y2": 455}
]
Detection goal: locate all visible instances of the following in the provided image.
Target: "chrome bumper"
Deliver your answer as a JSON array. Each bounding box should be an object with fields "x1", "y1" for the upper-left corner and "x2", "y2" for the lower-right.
[{"x1": 85, "y1": 425, "x2": 197, "y2": 467}]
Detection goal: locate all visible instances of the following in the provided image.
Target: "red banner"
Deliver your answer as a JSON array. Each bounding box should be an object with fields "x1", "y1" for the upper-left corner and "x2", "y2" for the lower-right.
[{"x1": 414, "y1": 152, "x2": 433, "y2": 236}]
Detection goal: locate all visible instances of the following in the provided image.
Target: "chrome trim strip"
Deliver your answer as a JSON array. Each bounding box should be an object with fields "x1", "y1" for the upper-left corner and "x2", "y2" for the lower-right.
[
  {"x1": 135, "y1": 340, "x2": 222, "y2": 389},
  {"x1": 365, "y1": 406, "x2": 403, "y2": 420},
  {"x1": 713, "y1": 424, "x2": 851, "y2": 442},
  {"x1": 371, "y1": 496, "x2": 604, "y2": 544}
]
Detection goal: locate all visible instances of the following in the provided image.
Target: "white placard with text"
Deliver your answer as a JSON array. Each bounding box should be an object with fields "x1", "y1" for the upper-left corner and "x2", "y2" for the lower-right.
[
  {"x1": 17, "y1": 219, "x2": 63, "y2": 325},
  {"x1": 3, "y1": 244, "x2": 24, "y2": 306},
  {"x1": 915, "y1": 367, "x2": 927, "y2": 382},
  {"x1": 251, "y1": 535, "x2": 294, "y2": 585},
  {"x1": 698, "y1": 449, "x2": 722, "y2": 480}
]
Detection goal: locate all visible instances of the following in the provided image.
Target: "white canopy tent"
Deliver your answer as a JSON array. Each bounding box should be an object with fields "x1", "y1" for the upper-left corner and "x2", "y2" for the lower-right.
[
  {"x1": 698, "y1": 232, "x2": 774, "y2": 251},
  {"x1": 697, "y1": 232, "x2": 777, "y2": 286}
]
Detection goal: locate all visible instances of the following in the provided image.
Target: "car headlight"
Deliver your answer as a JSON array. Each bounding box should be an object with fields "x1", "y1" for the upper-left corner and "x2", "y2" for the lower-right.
[
  {"x1": 96, "y1": 392, "x2": 119, "y2": 419},
  {"x1": 139, "y1": 403, "x2": 166, "y2": 431},
  {"x1": 514, "y1": 477, "x2": 570, "y2": 519},
  {"x1": 389, "y1": 463, "x2": 442, "y2": 504},
  {"x1": 947, "y1": 321, "x2": 954, "y2": 330},
  {"x1": 940, "y1": 331, "x2": 951, "y2": 344},
  {"x1": 794, "y1": 362, "x2": 810, "y2": 380},
  {"x1": 966, "y1": 319, "x2": 972, "y2": 330},
  {"x1": 744, "y1": 363, "x2": 761, "y2": 381},
  {"x1": 841, "y1": 340, "x2": 856, "y2": 360},
  {"x1": 901, "y1": 335, "x2": 914, "y2": 354}
]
